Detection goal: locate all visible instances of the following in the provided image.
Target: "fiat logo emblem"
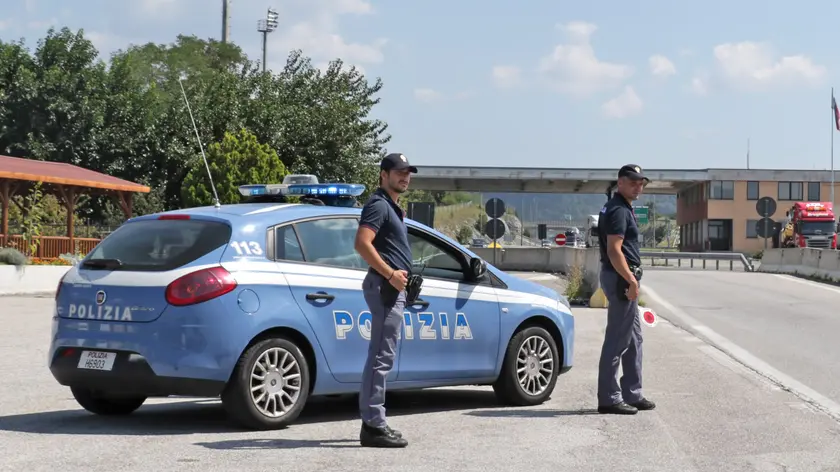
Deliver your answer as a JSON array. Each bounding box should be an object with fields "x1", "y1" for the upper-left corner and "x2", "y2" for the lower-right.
[{"x1": 95, "y1": 290, "x2": 107, "y2": 305}]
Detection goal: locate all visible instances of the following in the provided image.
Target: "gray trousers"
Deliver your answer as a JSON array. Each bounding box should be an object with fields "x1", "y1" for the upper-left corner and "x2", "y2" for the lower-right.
[
  {"x1": 359, "y1": 270, "x2": 406, "y2": 428},
  {"x1": 597, "y1": 268, "x2": 643, "y2": 407}
]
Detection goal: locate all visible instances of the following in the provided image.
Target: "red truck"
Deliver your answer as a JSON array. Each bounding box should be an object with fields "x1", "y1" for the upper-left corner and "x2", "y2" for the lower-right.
[{"x1": 781, "y1": 201, "x2": 838, "y2": 249}]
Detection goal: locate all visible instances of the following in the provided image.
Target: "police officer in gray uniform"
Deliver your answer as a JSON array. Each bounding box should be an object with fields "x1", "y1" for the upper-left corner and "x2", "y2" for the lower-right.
[
  {"x1": 596, "y1": 164, "x2": 656, "y2": 415},
  {"x1": 353, "y1": 152, "x2": 416, "y2": 448}
]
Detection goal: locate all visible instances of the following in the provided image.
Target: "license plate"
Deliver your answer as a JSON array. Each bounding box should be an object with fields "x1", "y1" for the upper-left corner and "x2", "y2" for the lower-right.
[
  {"x1": 77, "y1": 351, "x2": 117, "y2": 371},
  {"x1": 811, "y1": 236, "x2": 827, "y2": 240}
]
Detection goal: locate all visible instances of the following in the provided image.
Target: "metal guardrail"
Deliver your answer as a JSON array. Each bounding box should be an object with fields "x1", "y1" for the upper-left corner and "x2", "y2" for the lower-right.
[{"x1": 640, "y1": 251, "x2": 756, "y2": 272}]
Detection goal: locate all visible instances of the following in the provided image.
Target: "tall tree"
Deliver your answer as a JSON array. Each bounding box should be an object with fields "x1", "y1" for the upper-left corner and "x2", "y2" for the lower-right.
[{"x1": 181, "y1": 128, "x2": 288, "y2": 208}]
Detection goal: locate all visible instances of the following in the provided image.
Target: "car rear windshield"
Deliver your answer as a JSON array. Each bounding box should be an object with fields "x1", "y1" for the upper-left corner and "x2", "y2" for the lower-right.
[{"x1": 83, "y1": 218, "x2": 232, "y2": 271}]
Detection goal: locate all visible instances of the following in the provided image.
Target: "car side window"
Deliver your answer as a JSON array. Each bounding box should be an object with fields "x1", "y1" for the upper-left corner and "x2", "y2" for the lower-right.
[
  {"x1": 294, "y1": 217, "x2": 367, "y2": 269},
  {"x1": 407, "y1": 230, "x2": 465, "y2": 280},
  {"x1": 275, "y1": 225, "x2": 304, "y2": 262}
]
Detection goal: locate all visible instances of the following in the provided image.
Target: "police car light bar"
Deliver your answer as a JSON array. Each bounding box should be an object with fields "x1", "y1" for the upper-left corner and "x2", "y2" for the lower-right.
[
  {"x1": 237, "y1": 184, "x2": 288, "y2": 197},
  {"x1": 286, "y1": 183, "x2": 366, "y2": 197},
  {"x1": 237, "y1": 182, "x2": 366, "y2": 198}
]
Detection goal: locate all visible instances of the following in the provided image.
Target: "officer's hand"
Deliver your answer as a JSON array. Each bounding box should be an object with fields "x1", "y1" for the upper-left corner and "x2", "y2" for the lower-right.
[
  {"x1": 625, "y1": 279, "x2": 639, "y2": 301},
  {"x1": 389, "y1": 270, "x2": 408, "y2": 291}
]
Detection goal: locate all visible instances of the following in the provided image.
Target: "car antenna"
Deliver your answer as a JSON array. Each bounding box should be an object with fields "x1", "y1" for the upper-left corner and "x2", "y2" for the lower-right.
[{"x1": 178, "y1": 74, "x2": 221, "y2": 209}]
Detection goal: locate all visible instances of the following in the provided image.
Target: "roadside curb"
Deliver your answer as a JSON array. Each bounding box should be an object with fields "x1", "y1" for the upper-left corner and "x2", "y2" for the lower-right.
[{"x1": 0, "y1": 290, "x2": 55, "y2": 297}]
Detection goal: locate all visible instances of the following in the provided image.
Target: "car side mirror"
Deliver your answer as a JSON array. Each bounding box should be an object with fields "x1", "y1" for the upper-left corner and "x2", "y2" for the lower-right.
[{"x1": 469, "y1": 257, "x2": 487, "y2": 280}]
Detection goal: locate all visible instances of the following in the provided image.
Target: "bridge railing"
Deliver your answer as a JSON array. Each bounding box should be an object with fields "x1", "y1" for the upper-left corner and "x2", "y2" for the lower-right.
[{"x1": 639, "y1": 251, "x2": 756, "y2": 272}]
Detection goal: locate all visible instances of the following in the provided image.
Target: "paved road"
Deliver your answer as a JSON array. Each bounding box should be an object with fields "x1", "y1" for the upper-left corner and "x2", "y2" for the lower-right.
[
  {"x1": 642, "y1": 269, "x2": 840, "y2": 416},
  {"x1": 2, "y1": 276, "x2": 840, "y2": 472}
]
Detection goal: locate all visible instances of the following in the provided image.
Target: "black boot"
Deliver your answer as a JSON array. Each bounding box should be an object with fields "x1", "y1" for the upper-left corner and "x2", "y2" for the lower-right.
[
  {"x1": 597, "y1": 401, "x2": 638, "y2": 415},
  {"x1": 628, "y1": 398, "x2": 656, "y2": 411},
  {"x1": 360, "y1": 422, "x2": 408, "y2": 448}
]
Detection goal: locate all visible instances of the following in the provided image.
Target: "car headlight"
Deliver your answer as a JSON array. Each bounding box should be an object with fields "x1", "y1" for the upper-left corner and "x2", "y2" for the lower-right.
[{"x1": 557, "y1": 296, "x2": 572, "y2": 313}]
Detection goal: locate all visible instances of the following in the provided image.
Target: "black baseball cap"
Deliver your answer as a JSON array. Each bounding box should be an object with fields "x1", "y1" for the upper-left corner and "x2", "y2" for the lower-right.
[
  {"x1": 618, "y1": 164, "x2": 650, "y2": 183},
  {"x1": 380, "y1": 153, "x2": 417, "y2": 173}
]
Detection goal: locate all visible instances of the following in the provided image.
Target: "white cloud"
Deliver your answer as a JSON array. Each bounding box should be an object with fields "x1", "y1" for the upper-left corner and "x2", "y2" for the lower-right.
[
  {"x1": 713, "y1": 41, "x2": 826, "y2": 88},
  {"x1": 537, "y1": 21, "x2": 633, "y2": 96},
  {"x1": 413, "y1": 88, "x2": 442, "y2": 103},
  {"x1": 602, "y1": 86, "x2": 643, "y2": 119},
  {"x1": 140, "y1": 0, "x2": 179, "y2": 10},
  {"x1": 268, "y1": 0, "x2": 387, "y2": 72},
  {"x1": 649, "y1": 54, "x2": 676, "y2": 77},
  {"x1": 491, "y1": 65, "x2": 521, "y2": 88},
  {"x1": 690, "y1": 76, "x2": 709, "y2": 95}
]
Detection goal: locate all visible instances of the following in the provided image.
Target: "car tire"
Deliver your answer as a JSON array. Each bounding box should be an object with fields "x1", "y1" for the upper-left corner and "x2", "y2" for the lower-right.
[
  {"x1": 70, "y1": 387, "x2": 147, "y2": 415},
  {"x1": 492, "y1": 325, "x2": 560, "y2": 406},
  {"x1": 221, "y1": 336, "x2": 310, "y2": 430}
]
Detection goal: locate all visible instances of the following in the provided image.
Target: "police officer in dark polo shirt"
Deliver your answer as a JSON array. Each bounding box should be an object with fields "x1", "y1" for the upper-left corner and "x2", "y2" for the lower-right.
[
  {"x1": 353, "y1": 152, "x2": 416, "y2": 448},
  {"x1": 596, "y1": 164, "x2": 656, "y2": 415}
]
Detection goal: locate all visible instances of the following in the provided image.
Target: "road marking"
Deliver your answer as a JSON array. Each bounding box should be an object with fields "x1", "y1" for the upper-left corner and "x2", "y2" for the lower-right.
[
  {"x1": 642, "y1": 283, "x2": 840, "y2": 424},
  {"x1": 773, "y1": 274, "x2": 840, "y2": 296}
]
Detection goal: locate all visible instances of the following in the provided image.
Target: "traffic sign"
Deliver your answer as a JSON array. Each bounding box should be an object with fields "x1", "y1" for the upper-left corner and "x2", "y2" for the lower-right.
[
  {"x1": 485, "y1": 198, "x2": 506, "y2": 219},
  {"x1": 485, "y1": 218, "x2": 506, "y2": 241},
  {"x1": 554, "y1": 233, "x2": 567, "y2": 246},
  {"x1": 633, "y1": 206, "x2": 649, "y2": 225},
  {"x1": 756, "y1": 197, "x2": 777, "y2": 218},
  {"x1": 537, "y1": 224, "x2": 547, "y2": 240},
  {"x1": 755, "y1": 217, "x2": 776, "y2": 239}
]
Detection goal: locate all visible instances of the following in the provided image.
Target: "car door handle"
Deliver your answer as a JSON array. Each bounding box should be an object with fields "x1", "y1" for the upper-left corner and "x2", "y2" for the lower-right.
[
  {"x1": 410, "y1": 298, "x2": 430, "y2": 308},
  {"x1": 306, "y1": 292, "x2": 335, "y2": 301}
]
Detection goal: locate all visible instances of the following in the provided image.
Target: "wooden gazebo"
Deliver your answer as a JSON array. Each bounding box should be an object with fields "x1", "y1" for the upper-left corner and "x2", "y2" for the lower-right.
[{"x1": 0, "y1": 155, "x2": 151, "y2": 257}]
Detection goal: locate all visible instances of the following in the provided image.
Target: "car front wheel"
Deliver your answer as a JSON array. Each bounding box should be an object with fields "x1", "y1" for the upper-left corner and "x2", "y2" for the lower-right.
[
  {"x1": 493, "y1": 325, "x2": 560, "y2": 406},
  {"x1": 222, "y1": 337, "x2": 310, "y2": 430},
  {"x1": 70, "y1": 387, "x2": 146, "y2": 415}
]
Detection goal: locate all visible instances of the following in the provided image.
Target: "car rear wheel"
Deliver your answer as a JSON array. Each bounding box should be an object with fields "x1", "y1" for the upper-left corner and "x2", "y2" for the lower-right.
[
  {"x1": 222, "y1": 337, "x2": 310, "y2": 430},
  {"x1": 70, "y1": 387, "x2": 147, "y2": 415},
  {"x1": 492, "y1": 325, "x2": 560, "y2": 406}
]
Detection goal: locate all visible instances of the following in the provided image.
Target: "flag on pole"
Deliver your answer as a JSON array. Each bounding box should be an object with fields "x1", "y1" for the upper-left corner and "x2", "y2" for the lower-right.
[{"x1": 833, "y1": 94, "x2": 840, "y2": 131}]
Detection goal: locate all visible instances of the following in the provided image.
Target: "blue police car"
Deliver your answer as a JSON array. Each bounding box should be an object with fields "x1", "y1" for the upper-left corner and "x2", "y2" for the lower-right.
[{"x1": 48, "y1": 175, "x2": 575, "y2": 430}]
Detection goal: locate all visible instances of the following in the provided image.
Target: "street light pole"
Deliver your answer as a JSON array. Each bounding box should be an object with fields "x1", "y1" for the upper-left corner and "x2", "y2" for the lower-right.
[
  {"x1": 222, "y1": 0, "x2": 231, "y2": 43},
  {"x1": 256, "y1": 7, "x2": 279, "y2": 73}
]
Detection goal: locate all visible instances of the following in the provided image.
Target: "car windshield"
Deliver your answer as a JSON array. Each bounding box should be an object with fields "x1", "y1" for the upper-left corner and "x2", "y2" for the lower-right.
[{"x1": 800, "y1": 221, "x2": 836, "y2": 235}]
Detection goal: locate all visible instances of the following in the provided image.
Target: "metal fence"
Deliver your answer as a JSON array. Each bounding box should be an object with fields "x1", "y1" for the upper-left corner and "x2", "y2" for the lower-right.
[{"x1": 638, "y1": 251, "x2": 756, "y2": 272}]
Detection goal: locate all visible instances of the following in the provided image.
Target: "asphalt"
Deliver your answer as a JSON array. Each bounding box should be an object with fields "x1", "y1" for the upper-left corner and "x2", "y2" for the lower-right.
[
  {"x1": 642, "y1": 269, "x2": 840, "y2": 414},
  {"x1": 1, "y1": 274, "x2": 840, "y2": 472}
]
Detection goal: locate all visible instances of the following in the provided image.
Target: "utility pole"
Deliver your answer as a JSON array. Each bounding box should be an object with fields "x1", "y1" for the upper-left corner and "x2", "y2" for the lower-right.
[
  {"x1": 222, "y1": 0, "x2": 231, "y2": 43},
  {"x1": 257, "y1": 7, "x2": 279, "y2": 72}
]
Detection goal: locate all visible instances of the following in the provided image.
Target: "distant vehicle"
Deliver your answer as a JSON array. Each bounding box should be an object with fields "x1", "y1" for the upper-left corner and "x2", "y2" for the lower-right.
[
  {"x1": 47, "y1": 175, "x2": 576, "y2": 430},
  {"x1": 585, "y1": 214, "x2": 599, "y2": 248},
  {"x1": 470, "y1": 238, "x2": 486, "y2": 248},
  {"x1": 781, "y1": 201, "x2": 837, "y2": 249}
]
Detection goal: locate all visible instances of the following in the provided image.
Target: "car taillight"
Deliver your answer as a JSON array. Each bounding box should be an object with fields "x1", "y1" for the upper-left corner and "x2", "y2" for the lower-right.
[
  {"x1": 55, "y1": 271, "x2": 69, "y2": 301},
  {"x1": 165, "y1": 267, "x2": 237, "y2": 306}
]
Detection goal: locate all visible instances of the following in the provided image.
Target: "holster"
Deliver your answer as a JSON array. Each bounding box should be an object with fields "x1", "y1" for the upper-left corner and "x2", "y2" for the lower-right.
[
  {"x1": 405, "y1": 274, "x2": 424, "y2": 305},
  {"x1": 616, "y1": 265, "x2": 643, "y2": 301}
]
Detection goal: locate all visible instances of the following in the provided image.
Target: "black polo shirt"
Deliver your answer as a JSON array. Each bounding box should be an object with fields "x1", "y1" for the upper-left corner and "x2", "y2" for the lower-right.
[
  {"x1": 597, "y1": 193, "x2": 642, "y2": 271},
  {"x1": 359, "y1": 188, "x2": 413, "y2": 275}
]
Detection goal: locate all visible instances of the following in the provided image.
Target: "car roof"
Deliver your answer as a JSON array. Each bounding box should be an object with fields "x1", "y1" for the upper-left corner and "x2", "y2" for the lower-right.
[
  {"x1": 146, "y1": 202, "x2": 357, "y2": 223},
  {"x1": 140, "y1": 201, "x2": 451, "y2": 238}
]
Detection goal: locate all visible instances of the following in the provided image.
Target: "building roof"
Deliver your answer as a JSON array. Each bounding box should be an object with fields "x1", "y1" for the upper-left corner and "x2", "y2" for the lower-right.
[{"x1": 0, "y1": 155, "x2": 150, "y2": 193}]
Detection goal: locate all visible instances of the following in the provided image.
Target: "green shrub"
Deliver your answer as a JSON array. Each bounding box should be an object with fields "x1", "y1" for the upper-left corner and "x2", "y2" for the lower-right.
[
  {"x1": 0, "y1": 247, "x2": 28, "y2": 267},
  {"x1": 564, "y1": 264, "x2": 588, "y2": 300}
]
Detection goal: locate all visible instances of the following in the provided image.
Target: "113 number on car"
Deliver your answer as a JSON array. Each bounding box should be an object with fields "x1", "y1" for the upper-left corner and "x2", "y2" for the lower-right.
[{"x1": 230, "y1": 241, "x2": 263, "y2": 256}]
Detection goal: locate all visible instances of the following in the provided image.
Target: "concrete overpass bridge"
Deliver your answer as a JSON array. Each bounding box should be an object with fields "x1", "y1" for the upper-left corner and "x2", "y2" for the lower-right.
[{"x1": 410, "y1": 165, "x2": 839, "y2": 195}]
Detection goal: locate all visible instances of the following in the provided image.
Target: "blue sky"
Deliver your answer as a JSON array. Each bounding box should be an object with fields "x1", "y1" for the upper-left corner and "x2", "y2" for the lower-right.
[{"x1": 3, "y1": 0, "x2": 840, "y2": 172}]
